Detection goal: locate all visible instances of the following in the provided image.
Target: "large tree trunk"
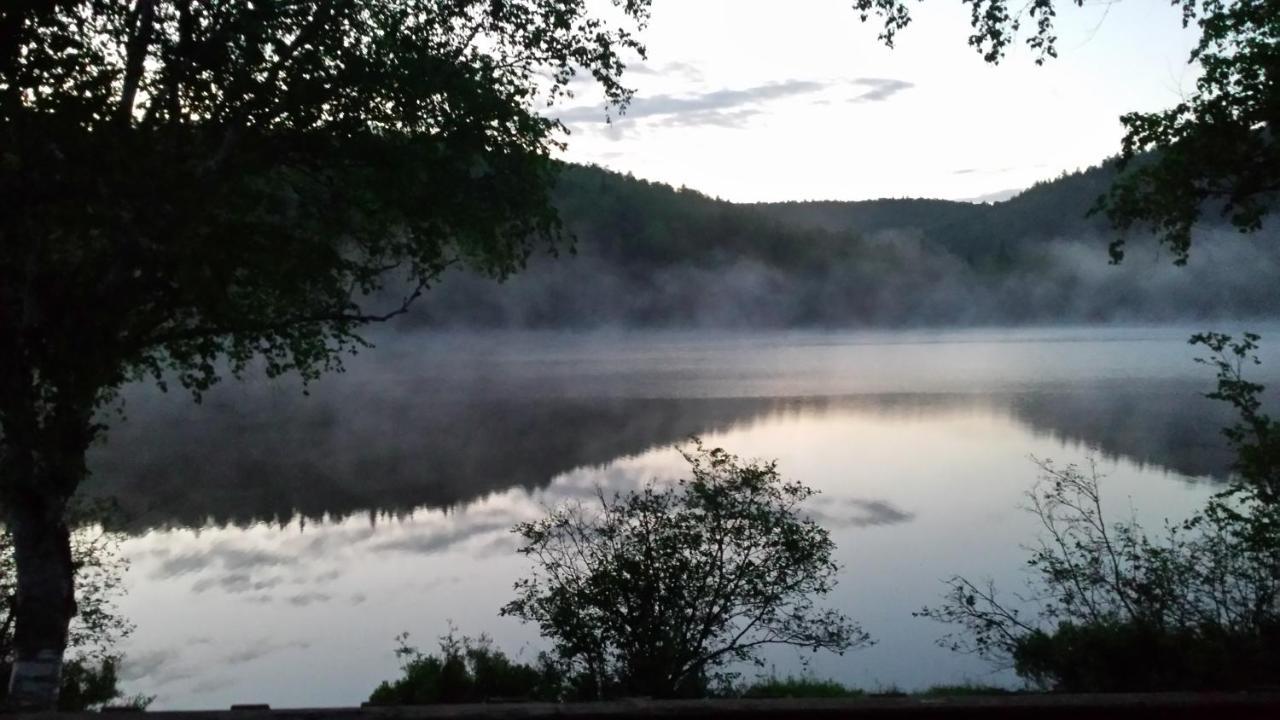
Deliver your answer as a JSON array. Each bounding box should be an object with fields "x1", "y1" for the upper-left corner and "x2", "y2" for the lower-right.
[
  {"x1": 5, "y1": 491, "x2": 75, "y2": 711},
  {"x1": 0, "y1": 388, "x2": 90, "y2": 711}
]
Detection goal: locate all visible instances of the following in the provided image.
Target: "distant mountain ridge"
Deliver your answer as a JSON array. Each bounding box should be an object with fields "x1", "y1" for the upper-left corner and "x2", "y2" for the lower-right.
[
  {"x1": 749, "y1": 162, "x2": 1117, "y2": 262},
  {"x1": 400, "y1": 161, "x2": 1278, "y2": 328}
]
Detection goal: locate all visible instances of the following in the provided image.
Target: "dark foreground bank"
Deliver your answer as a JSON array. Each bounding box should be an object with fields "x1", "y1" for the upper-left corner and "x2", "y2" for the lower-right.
[{"x1": 41, "y1": 694, "x2": 1280, "y2": 719}]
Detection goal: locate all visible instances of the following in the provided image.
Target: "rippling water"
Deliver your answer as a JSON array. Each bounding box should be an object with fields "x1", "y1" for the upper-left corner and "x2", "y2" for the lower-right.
[{"x1": 83, "y1": 326, "x2": 1279, "y2": 708}]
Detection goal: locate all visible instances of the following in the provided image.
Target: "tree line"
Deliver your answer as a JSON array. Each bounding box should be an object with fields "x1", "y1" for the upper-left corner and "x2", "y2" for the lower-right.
[{"x1": 404, "y1": 162, "x2": 1280, "y2": 328}]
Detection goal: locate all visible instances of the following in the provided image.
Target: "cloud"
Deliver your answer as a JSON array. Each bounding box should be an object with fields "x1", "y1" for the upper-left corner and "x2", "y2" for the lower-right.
[
  {"x1": 191, "y1": 572, "x2": 284, "y2": 595},
  {"x1": 371, "y1": 520, "x2": 511, "y2": 555},
  {"x1": 556, "y1": 76, "x2": 913, "y2": 134},
  {"x1": 652, "y1": 108, "x2": 762, "y2": 129},
  {"x1": 119, "y1": 649, "x2": 181, "y2": 683},
  {"x1": 625, "y1": 60, "x2": 704, "y2": 82},
  {"x1": 845, "y1": 498, "x2": 915, "y2": 527},
  {"x1": 189, "y1": 676, "x2": 236, "y2": 695},
  {"x1": 557, "y1": 79, "x2": 830, "y2": 129},
  {"x1": 807, "y1": 498, "x2": 915, "y2": 528},
  {"x1": 418, "y1": 576, "x2": 462, "y2": 592},
  {"x1": 952, "y1": 163, "x2": 1045, "y2": 176},
  {"x1": 298, "y1": 526, "x2": 377, "y2": 557},
  {"x1": 560, "y1": 60, "x2": 703, "y2": 87},
  {"x1": 222, "y1": 639, "x2": 311, "y2": 665},
  {"x1": 286, "y1": 591, "x2": 333, "y2": 607},
  {"x1": 849, "y1": 77, "x2": 914, "y2": 103},
  {"x1": 473, "y1": 534, "x2": 521, "y2": 558},
  {"x1": 311, "y1": 569, "x2": 342, "y2": 584},
  {"x1": 151, "y1": 543, "x2": 290, "y2": 580}
]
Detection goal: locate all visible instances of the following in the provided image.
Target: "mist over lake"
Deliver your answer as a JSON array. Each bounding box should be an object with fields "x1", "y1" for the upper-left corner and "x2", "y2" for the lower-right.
[{"x1": 83, "y1": 326, "x2": 1278, "y2": 708}]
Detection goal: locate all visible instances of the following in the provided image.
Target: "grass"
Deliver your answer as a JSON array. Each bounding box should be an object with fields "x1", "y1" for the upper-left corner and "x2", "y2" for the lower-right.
[
  {"x1": 738, "y1": 676, "x2": 865, "y2": 699},
  {"x1": 915, "y1": 683, "x2": 1014, "y2": 698},
  {"x1": 734, "y1": 677, "x2": 1015, "y2": 700}
]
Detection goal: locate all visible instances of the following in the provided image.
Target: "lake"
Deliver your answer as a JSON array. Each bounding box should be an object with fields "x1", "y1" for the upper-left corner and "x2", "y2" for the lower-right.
[{"x1": 84, "y1": 325, "x2": 1280, "y2": 708}]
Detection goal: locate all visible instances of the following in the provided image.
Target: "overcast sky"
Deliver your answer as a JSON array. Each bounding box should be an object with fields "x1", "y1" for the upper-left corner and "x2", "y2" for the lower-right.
[{"x1": 552, "y1": 0, "x2": 1201, "y2": 203}]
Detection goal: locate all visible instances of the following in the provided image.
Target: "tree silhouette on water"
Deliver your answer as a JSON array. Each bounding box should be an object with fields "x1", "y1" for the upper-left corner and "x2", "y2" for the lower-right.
[{"x1": 917, "y1": 333, "x2": 1280, "y2": 691}]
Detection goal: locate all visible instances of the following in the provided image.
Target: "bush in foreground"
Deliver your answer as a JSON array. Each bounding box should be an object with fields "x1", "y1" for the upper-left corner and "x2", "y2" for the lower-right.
[
  {"x1": 368, "y1": 631, "x2": 562, "y2": 705},
  {"x1": 501, "y1": 441, "x2": 870, "y2": 699},
  {"x1": 917, "y1": 333, "x2": 1280, "y2": 692}
]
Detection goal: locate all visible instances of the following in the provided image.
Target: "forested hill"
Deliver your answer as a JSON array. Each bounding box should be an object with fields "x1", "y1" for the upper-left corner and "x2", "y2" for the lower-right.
[
  {"x1": 752, "y1": 163, "x2": 1117, "y2": 264},
  {"x1": 403, "y1": 162, "x2": 1279, "y2": 328}
]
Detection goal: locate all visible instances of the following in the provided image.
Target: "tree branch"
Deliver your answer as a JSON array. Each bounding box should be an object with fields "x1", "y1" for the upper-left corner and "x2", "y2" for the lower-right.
[
  {"x1": 117, "y1": 0, "x2": 157, "y2": 125},
  {"x1": 138, "y1": 277, "x2": 430, "y2": 353}
]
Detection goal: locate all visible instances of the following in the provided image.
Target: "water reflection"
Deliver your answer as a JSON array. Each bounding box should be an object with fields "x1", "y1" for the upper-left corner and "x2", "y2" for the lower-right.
[
  {"x1": 88, "y1": 385, "x2": 1234, "y2": 530},
  {"x1": 111, "y1": 398, "x2": 1217, "y2": 708},
  {"x1": 92, "y1": 328, "x2": 1275, "y2": 708}
]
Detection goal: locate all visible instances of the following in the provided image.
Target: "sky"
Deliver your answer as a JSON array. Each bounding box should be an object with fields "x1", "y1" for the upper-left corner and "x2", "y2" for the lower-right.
[{"x1": 551, "y1": 0, "x2": 1203, "y2": 203}]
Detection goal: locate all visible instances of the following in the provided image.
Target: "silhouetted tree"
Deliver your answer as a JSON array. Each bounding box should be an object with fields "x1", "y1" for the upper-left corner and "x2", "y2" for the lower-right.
[
  {"x1": 916, "y1": 333, "x2": 1280, "y2": 691},
  {"x1": 501, "y1": 442, "x2": 870, "y2": 699},
  {"x1": 0, "y1": 0, "x2": 649, "y2": 708},
  {"x1": 854, "y1": 0, "x2": 1278, "y2": 262},
  {"x1": 1191, "y1": 332, "x2": 1280, "y2": 501}
]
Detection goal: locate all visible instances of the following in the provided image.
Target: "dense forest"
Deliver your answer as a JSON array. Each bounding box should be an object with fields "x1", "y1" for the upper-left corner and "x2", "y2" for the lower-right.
[{"x1": 403, "y1": 163, "x2": 1280, "y2": 327}]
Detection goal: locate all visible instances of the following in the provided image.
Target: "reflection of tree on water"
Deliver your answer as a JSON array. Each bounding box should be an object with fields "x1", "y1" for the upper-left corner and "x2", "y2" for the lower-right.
[
  {"x1": 1007, "y1": 379, "x2": 1236, "y2": 481},
  {"x1": 84, "y1": 379, "x2": 1234, "y2": 532}
]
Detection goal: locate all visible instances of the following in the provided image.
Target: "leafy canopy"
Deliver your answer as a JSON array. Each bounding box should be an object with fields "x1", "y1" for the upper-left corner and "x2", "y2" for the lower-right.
[
  {"x1": 853, "y1": 0, "x2": 1278, "y2": 263},
  {"x1": 501, "y1": 442, "x2": 870, "y2": 699},
  {"x1": 0, "y1": 0, "x2": 651, "y2": 460}
]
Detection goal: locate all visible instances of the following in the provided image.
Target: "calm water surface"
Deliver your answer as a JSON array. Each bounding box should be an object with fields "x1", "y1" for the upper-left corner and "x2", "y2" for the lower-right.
[{"x1": 85, "y1": 326, "x2": 1280, "y2": 708}]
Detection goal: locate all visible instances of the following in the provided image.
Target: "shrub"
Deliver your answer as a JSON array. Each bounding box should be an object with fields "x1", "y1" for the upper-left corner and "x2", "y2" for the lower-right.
[
  {"x1": 368, "y1": 630, "x2": 562, "y2": 705},
  {"x1": 501, "y1": 441, "x2": 870, "y2": 699},
  {"x1": 916, "y1": 333, "x2": 1280, "y2": 692}
]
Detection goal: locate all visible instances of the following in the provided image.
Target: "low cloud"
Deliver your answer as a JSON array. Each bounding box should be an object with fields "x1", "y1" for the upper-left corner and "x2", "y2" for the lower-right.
[
  {"x1": 222, "y1": 638, "x2": 311, "y2": 665},
  {"x1": 191, "y1": 572, "x2": 284, "y2": 595},
  {"x1": 119, "y1": 649, "x2": 181, "y2": 683},
  {"x1": 807, "y1": 497, "x2": 915, "y2": 529},
  {"x1": 557, "y1": 76, "x2": 914, "y2": 133},
  {"x1": 849, "y1": 77, "x2": 914, "y2": 103},
  {"x1": 151, "y1": 543, "x2": 289, "y2": 580},
  {"x1": 557, "y1": 79, "x2": 829, "y2": 130},
  {"x1": 845, "y1": 498, "x2": 915, "y2": 527},
  {"x1": 371, "y1": 520, "x2": 511, "y2": 555},
  {"x1": 418, "y1": 576, "x2": 462, "y2": 592},
  {"x1": 189, "y1": 676, "x2": 236, "y2": 695},
  {"x1": 286, "y1": 591, "x2": 333, "y2": 607},
  {"x1": 311, "y1": 569, "x2": 342, "y2": 584},
  {"x1": 473, "y1": 534, "x2": 521, "y2": 558},
  {"x1": 626, "y1": 60, "x2": 704, "y2": 82}
]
